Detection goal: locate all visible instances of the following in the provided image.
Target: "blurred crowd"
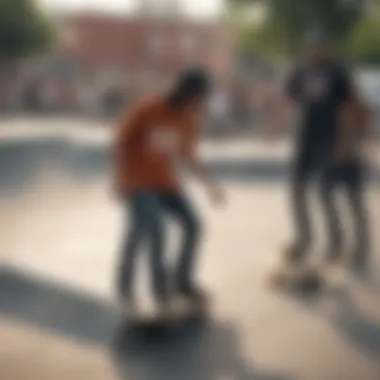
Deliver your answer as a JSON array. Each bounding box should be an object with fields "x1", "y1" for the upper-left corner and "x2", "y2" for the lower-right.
[
  {"x1": 0, "y1": 12, "x2": 284, "y2": 136},
  {"x1": 1, "y1": 4, "x2": 380, "y2": 140},
  {"x1": 0, "y1": 64, "x2": 281, "y2": 137}
]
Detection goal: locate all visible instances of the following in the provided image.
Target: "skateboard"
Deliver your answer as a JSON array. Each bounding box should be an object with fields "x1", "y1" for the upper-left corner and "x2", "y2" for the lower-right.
[
  {"x1": 124, "y1": 299, "x2": 210, "y2": 330},
  {"x1": 268, "y1": 264, "x2": 325, "y2": 294}
]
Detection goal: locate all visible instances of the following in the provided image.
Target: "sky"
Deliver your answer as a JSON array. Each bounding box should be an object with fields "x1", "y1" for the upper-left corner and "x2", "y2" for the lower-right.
[{"x1": 38, "y1": 0, "x2": 223, "y2": 18}]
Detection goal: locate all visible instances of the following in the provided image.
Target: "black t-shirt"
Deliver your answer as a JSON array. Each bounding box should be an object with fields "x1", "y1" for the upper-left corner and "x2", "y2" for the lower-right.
[{"x1": 286, "y1": 60, "x2": 352, "y2": 149}]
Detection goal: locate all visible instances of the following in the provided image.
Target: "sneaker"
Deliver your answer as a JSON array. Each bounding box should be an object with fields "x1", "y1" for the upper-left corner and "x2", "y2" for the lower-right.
[
  {"x1": 121, "y1": 297, "x2": 136, "y2": 318},
  {"x1": 351, "y1": 257, "x2": 370, "y2": 280},
  {"x1": 176, "y1": 284, "x2": 210, "y2": 312},
  {"x1": 283, "y1": 243, "x2": 307, "y2": 266},
  {"x1": 322, "y1": 253, "x2": 346, "y2": 276},
  {"x1": 153, "y1": 299, "x2": 176, "y2": 324},
  {"x1": 295, "y1": 267, "x2": 324, "y2": 293}
]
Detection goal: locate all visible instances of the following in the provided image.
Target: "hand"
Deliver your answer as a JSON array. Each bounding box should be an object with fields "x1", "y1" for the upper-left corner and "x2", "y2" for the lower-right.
[{"x1": 208, "y1": 184, "x2": 226, "y2": 207}]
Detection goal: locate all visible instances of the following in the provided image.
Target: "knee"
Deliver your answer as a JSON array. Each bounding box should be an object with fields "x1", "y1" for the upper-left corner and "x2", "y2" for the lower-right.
[
  {"x1": 319, "y1": 181, "x2": 332, "y2": 203},
  {"x1": 122, "y1": 225, "x2": 140, "y2": 249},
  {"x1": 150, "y1": 219, "x2": 164, "y2": 238},
  {"x1": 141, "y1": 216, "x2": 164, "y2": 242},
  {"x1": 183, "y1": 214, "x2": 202, "y2": 238},
  {"x1": 291, "y1": 169, "x2": 306, "y2": 193},
  {"x1": 349, "y1": 192, "x2": 366, "y2": 218},
  {"x1": 292, "y1": 181, "x2": 303, "y2": 197},
  {"x1": 291, "y1": 179, "x2": 306, "y2": 206}
]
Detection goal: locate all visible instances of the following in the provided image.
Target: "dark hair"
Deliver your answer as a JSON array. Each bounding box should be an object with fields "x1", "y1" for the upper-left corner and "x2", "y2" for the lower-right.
[{"x1": 170, "y1": 68, "x2": 211, "y2": 106}]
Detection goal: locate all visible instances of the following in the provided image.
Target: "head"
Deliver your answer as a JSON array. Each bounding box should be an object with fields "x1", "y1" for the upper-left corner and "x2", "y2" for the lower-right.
[
  {"x1": 304, "y1": 31, "x2": 332, "y2": 65},
  {"x1": 168, "y1": 68, "x2": 212, "y2": 111}
]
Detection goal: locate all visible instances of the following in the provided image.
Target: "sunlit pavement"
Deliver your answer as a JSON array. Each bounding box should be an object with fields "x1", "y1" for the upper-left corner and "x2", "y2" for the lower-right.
[{"x1": 0, "y1": 124, "x2": 379, "y2": 380}]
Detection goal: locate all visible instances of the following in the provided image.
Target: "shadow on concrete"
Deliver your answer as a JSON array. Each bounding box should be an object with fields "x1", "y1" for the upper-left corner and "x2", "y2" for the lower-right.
[
  {"x1": 0, "y1": 265, "x2": 292, "y2": 380},
  {"x1": 113, "y1": 319, "x2": 292, "y2": 380},
  {"x1": 335, "y1": 307, "x2": 380, "y2": 358},
  {"x1": 330, "y1": 288, "x2": 380, "y2": 359},
  {"x1": 273, "y1": 282, "x2": 380, "y2": 361},
  {"x1": 0, "y1": 265, "x2": 120, "y2": 346}
]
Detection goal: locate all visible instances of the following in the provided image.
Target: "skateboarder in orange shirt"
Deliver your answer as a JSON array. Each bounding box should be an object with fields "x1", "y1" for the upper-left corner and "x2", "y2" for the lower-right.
[{"x1": 113, "y1": 68, "x2": 225, "y2": 313}]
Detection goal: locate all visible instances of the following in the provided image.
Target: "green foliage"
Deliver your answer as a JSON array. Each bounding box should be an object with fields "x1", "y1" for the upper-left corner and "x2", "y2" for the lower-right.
[
  {"x1": 235, "y1": 22, "x2": 287, "y2": 60},
  {"x1": 0, "y1": 0, "x2": 55, "y2": 61},
  {"x1": 347, "y1": 17, "x2": 380, "y2": 65},
  {"x1": 231, "y1": 0, "x2": 364, "y2": 57}
]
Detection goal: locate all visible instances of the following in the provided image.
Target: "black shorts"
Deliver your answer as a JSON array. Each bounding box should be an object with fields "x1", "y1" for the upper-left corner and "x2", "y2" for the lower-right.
[{"x1": 292, "y1": 145, "x2": 365, "y2": 191}]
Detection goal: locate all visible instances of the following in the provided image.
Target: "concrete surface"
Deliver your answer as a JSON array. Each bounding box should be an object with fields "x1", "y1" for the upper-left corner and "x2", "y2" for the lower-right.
[{"x1": 0, "y1": 125, "x2": 379, "y2": 380}]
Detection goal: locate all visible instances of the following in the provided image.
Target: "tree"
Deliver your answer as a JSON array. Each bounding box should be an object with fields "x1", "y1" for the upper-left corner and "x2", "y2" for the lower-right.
[
  {"x1": 347, "y1": 17, "x2": 380, "y2": 65},
  {"x1": 0, "y1": 0, "x2": 55, "y2": 62},
  {"x1": 230, "y1": 0, "x2": 365, "y2": 56}
]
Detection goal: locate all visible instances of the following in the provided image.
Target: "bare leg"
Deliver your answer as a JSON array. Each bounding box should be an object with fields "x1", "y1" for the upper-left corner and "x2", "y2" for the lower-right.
[
  {"x1": 344, "y1": 162, "x2": 370, "y2": 274},
  {"x1": 320, "y1": 167, "x2": 343, "y2": 262},
  {"x1": 286, "y1": 150, "x2": 314, "y2": 264}
]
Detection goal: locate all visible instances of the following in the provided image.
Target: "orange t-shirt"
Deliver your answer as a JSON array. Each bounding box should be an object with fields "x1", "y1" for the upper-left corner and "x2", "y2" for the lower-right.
[{"x1": 114, "y1": 95, "x2": 199, "y2": 194}]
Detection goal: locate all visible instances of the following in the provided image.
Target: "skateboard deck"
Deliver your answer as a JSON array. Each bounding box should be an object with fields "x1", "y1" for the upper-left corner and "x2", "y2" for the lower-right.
[
  {"x1": 268, "y1": 264, "x2": 325, "y2": 293},
  {"x1": 126, "y1": 311, "x2": 174, "y2": 328},
  {"x1": 124, "y1": 300, "x2": 210, "y2": 329}
]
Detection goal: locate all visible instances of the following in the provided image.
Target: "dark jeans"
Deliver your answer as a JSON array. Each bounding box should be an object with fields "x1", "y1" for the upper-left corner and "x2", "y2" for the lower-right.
[
  {"x1": 117, "y1": 191, "x2": 201, "y2": 302},
  {"x1": 291, "y1": 145, "x2": 369, "y2": 265}
]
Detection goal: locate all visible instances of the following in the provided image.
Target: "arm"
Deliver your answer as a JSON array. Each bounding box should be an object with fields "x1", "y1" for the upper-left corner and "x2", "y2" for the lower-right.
[
  {"x1": 182, "y1": 112, "x2": 225, "y2": 205},
  {"x1": 334, "y1": 65, "x2": 359, "y2": 161},
  {"x1": 186, "y1": 158, "x2": 219, "y2": 191},
  {"x1": 357, "y1": 102, "x2": 375, "y2": 161},
  {"x1": 337, "y1": 100, "x2": 372, "y2": 162},
  {"x1": 360, "y1": 103, "x2": 373, "y2": 141},
  {"x1": 337, "y1": 103, "x2": 356, "y2": 159}
]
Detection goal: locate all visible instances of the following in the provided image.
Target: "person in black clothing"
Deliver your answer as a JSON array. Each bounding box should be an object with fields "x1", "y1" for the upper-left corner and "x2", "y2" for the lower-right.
[
  {"x1": 334, "y1": 89, "x2": 372, "y2": 274},
  {"x1": 278, "y1": 33, "x2": 371, "y2": 275}
]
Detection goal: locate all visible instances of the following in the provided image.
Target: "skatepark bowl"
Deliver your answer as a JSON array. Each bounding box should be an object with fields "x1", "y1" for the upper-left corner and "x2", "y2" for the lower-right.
[{"x1": 0, "y1": 126, "x2": 379, "y2": 380}]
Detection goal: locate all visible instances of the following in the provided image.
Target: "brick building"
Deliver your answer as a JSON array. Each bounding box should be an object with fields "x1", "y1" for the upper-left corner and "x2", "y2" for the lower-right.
[
  {"x1": 0, "y1": 12, "x2": 234, "y2": 115},
  {"x1": 60, "y1": 14, "x2": 233, "y2": 80}
]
